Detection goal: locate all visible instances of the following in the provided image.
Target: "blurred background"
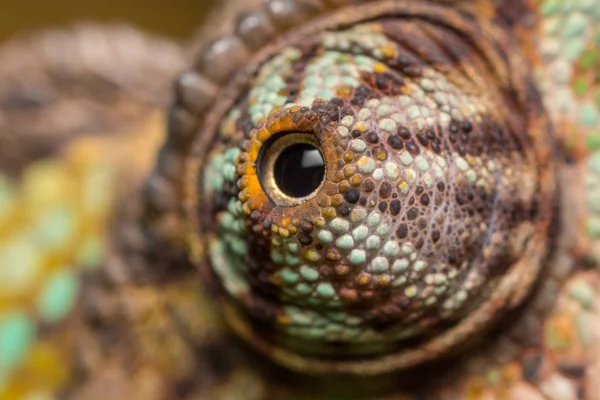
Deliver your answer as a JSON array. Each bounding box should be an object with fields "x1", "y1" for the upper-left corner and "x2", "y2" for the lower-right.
[
  {"x1": 0, "y1": 4, "x2": 227, "y2": 398},
  {"x1": 0, "y1": 0, "x2": 216, "y2": 41}
]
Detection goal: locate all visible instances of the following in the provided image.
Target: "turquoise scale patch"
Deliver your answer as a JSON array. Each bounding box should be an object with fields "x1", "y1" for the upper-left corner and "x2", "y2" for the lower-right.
[
  {"x1": 588, "y1": 150, "x2": 600, "y2": 241},
  {"x1": 36, "y1": 268, "x2": 80, "y2": 323},
  {"x1": 0, "y1": 311, "x2": 35, "y2": 375}
]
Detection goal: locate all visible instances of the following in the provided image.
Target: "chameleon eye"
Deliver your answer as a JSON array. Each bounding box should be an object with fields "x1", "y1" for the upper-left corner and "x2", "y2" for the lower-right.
[
  {"x1": 258, "y1": 132, "x2": 326, "y2": 206},
  {"x1": 168, "y1": 0, "x2": 559, "y2": 376}
]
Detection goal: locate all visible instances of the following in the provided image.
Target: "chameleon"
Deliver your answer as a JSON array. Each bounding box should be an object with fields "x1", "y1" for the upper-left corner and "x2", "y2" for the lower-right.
[{"x1": 0, "y1": 0, "x2": 599, "y2": 398}]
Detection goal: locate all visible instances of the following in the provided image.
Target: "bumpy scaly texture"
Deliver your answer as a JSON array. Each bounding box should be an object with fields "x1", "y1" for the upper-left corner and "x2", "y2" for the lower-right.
[
  {"x1": 0, "y1": 0, "x2": 598, "y2": 399},
  {"x1": 197, "y1": 16, "x2": 556, "y2": 373},
  {"x1": 535, "y1": 0, "x2": 600, "y2": 261},
  {"x1": 0, "y1": 23, "x2": 185, "y2": 175}
]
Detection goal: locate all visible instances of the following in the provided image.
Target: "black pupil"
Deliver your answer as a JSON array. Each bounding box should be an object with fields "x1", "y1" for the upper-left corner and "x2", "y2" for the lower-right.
[{"x1": 274, "y1": 143, "x2": 325, "y2": 198}]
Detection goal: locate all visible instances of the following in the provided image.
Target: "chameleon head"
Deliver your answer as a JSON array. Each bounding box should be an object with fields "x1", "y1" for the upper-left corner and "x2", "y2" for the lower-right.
[{"x1": 180, "y1": 1, "x2": 558, "y2": 375}]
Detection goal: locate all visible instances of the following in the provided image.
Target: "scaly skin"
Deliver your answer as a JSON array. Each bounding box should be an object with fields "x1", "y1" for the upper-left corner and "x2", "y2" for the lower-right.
[{"x1": 0, "y1": 1, "x2": 599, "y2": 399}]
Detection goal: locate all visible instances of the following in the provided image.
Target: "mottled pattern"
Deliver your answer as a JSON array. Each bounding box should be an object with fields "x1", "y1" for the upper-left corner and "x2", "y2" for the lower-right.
[
  {"x1": 534, "y1": 0, "x2": 600, "y2": 261},
  {"x1": 198, "y1": 17, "x2": 556, "y2": 373},
  {"x1": 0, "y1": 139, "x2": 117, "y2": 398},
  {"x1": 0, "y1": 0, "x2": 599, "y2": 399}
]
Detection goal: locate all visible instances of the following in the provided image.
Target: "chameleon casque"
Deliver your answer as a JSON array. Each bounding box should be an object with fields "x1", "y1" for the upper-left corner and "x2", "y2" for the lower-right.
[{"x1": 0, "y1": 0, "x2": 599, "y2": 398}]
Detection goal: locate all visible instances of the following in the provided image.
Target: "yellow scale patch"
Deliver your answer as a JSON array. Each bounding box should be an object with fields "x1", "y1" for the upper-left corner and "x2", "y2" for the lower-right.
[
  {"x1": 0, "y1": 140, "x2": 117, "y2": 399},
  {"x1": 0, "y1": 111, "x2": 165, "y2": 399}
]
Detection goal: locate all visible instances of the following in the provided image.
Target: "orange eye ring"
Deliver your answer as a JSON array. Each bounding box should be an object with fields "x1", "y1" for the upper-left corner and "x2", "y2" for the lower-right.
[{"x1": 257, "y1": 132, "x2": 326, "y2": 207}]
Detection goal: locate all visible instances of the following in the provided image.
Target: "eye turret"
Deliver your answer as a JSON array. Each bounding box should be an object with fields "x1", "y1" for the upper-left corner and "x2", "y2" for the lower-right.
[{"x1": 157, "y1": 1, "x2": 559, "y2": 375}]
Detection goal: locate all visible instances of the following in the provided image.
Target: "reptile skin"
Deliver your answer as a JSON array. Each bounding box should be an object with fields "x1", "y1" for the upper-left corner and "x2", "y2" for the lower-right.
[{"x1": 0, "y1": 0, "x2": 599, "y2": 399}]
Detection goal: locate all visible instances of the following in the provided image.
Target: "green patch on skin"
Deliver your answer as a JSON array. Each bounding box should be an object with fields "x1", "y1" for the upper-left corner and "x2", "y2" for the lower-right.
[
  {"x1": 297, "y1": 27, "x2": 389, "y2": 107},
  {"x1": 224, "y1": 148, "x2": 240, "y2": 166},
  {"x1": 0, "y1": 311, "x2": 35, "y2": 374},
  {"x1": 366, "y1": 236, "x2": 381, "y2": 250},
  {"x1": 349, "y1": 249, "x2": 366, "y2": 265},
  {"x1": 563, "y1": 12, "x2": 588, "y2": 38},
  {"x1": 270, "y1": 250, "x2": 284, "y2": 264},
  {"x1": 580, "y1": 103, "x2": 599, "y2": 126},
  {"x1": 370, "y1": 257, "x2": 389, "y2": 274},
  {"x1": 588, "y1": 217, "x2": 600, "y2": 238},
  {"x1": 287, "y1": 243, "x2": 298, "y2": 254},
  {"x1": 33, "y1": 206, "x2": 77, "y2": 251},
  {"x1": 589, "y1": 190, "x2": 600, "y2": 214},
  {"x1": 589, "y1": 149, "x2": 600, "y2": 240},
  {"x1": 228, "y1": 236, "x2": 248, "y2": 258},
  {"x1": 317, "y1": 230, "x2": 334, "y2": 244},
  {"x1": 392, "y1": 259, "x2": 409, "y2": 273},
  {"x1": 573, "y1": 77, "x2": 589, "y2": 97},
  {"x1": 541, "y1": 0, "x2": 562, "y2": 16},
  {"x1": 335, "y1": 234, "x2": 354, "y2": 250},
  {"x1": 586, "y1": 132, "x2": 600, "y2": 151},
  {"x1": 316, "y1": 283, "x2": 335, "y2": 299},
  {"x1": 576, "y1": 313, "x2": 593, "y2": 346},
  {"x1": 279, "y1": 268, "x2": 299, "y2": 285},
  {"x1": 579, "y1": 49, "x2": 598, "y2": 70},
  {"x1": 288, "y1": 310, "x2": 313, "y2": 326},
  {"x1": 248, "y1": 47, "x2": 301, "y2": 124},
  {"x1": 367, "y1": 212, "x2": 381, "y2": 227},
  {"x1": 205, "y1": 144, "x2": 250, "y2": 281},
  {"x1": 285, "y1": 254, "x2": 299, "y2": 266},
  {"x1": 589, "y1": 149, "x2": 600, "y2": 174},
  {"x1": 295, "y1": 283, "x2": 312, "y2": 295},
  {"x1": 222, "y1": 163, "x2": 237, "y2": 183},
  {"x1": 221, "y1": 147, "x2": 240, "y2": 182},
  {"x1": 36, "y1": 268, "x2": 80, "y2": 323},
  {"x1": 569, "y1": 279, "x2": 595, "y2": 309},
  {"x1": 299, "y1": 265, "x2": 319, "y2": 282},
  {"x1": 329, "y1": 218, "x2": 350, "y2": 234},
  {"x1": 565, "y1": 37, "x2": 587, "y2": 61},
  {"x1": 203, "y1": 153, "x2": 225, "y2": 194},
  {"x1": 352, "y1": 225, "x2": 369, "y2": 242},
  {"x1": 208, "y1": 240, "x2": 249, "y2": 298},
  {"x1": 283, "y1": 306, "x2": 373, "y2": 343}
]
